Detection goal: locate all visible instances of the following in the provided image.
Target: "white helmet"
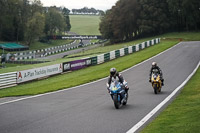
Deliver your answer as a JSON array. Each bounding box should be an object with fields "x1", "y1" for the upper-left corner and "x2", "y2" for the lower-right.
[
  {"x1": 152, "y1": 62, "x2": 157, "y2": 68},
  {"x1": 110, "y1": 68, "x2": 117, "y2": 76}
]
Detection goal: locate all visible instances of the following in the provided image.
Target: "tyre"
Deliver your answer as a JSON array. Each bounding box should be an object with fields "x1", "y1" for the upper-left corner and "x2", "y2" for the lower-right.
[
  {"x1": 113, "y1": 94, "x2": 120, "y2": 109},
  {"x1": 153, "y1": 84, "x2": 158, "y2": 94}
]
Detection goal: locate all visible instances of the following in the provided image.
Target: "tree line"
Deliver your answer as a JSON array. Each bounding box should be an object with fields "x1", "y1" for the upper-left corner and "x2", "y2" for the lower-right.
[
  {"x1": 99, "y1": 0, "x2": 200, "y2": 43},
  {"x1": 71, "y1": 7, "x2": 104, "y2": 15},
  {"x1": 0, "y1": 0, "x2": 71, "y2": 46}
]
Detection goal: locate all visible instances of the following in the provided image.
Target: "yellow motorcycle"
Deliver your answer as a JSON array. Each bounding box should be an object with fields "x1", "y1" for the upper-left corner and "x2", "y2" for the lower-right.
[{"x1": 151, "y1": 72, "x2": 162, "y2": 94}]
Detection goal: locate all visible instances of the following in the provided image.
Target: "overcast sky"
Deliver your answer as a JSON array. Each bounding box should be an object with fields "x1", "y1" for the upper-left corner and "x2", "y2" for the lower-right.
[{"x1": 40, "y1": 0, "x2": 118, "y2": 11}]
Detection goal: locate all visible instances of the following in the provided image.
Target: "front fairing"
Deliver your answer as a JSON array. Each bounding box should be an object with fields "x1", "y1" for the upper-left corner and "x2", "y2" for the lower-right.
[
  {"x1": 151, "y1": 73, "x2": 161, "y2": 83},
  {"x1": 109, "y1": 81, "x2": 122, "y2": 94}
]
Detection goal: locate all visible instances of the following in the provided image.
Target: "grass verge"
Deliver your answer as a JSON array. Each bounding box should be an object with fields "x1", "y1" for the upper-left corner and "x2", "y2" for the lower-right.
[
  {"x1": 28, "y1": 40, "x2": 73, "y2": 50},
  {"x1": 141, "y1": 67, "x2": 200, "y2": 133},
  {"x1": 0, "y1": 39, "x2": 178, "y2": 97}
]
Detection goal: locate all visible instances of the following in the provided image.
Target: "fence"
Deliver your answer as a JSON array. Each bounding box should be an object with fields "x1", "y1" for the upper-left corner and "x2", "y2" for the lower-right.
[
  {"x1": 0, "y1": 72, "x2": 17, "y2": 89},
  {"x1": 90, "y1": 38, "x2": 160, "y2": 65}
]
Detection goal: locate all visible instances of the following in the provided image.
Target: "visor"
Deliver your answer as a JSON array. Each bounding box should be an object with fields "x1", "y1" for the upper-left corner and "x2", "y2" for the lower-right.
[{"x1": 110, "y1": 72, "x2": 115, "y2": 76}]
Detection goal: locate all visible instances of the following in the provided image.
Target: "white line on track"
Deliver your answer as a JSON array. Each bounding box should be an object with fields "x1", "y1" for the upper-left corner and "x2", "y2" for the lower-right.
[
  {"x1": 126, "y1": 60, "x2": 200, "y2": 133},
  {"x1": 0, "y1": 42, "x2": 181, "y2": 106}
]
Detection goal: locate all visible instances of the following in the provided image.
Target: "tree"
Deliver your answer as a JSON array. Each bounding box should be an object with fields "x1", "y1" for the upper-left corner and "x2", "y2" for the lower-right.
[
  {"x1": 99, "y1": 10, "x2": 114, "y2": 41},
  {"x1": 0, "y1": 0, "x2": 23, "y2": 41},
  {"x1": 44, "y1": 7, "x2": 66, "y2": 35},
  {"x1": 167, "y1": 0, "x2": 200, "y2": 31},
  {"x1": 25, "y1": 12, "x2": 45, "y2": 45},
  {"x1": 99, "y1": 0, "x2": 140, "y2": 43},
  {"x1": 62, "y1": 7, "x2": 71, "y2": 32},
  {"x1": 137, "y1": 0, "x2": 170, "y2": 36}
]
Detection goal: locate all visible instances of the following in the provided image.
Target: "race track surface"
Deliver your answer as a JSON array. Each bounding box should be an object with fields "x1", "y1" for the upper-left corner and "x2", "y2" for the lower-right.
[
  {"x1": 0, "y1": 41, "x2": 199, "y2": 133},
  {"x1": 37, "y1": 39, "x2": 91, "y2": 60}
]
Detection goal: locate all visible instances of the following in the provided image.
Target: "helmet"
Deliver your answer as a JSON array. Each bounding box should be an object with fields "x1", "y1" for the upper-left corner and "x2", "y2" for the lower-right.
[
  {"x1": 152, "y1": 62, "x2": 157, "y2": 68},
  {"x1": 110, "y1": 68, "x2": 117, "y2": 76}
]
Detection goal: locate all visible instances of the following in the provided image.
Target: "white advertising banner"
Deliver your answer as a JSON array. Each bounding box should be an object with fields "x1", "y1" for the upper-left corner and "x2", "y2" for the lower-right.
[{"x1": 17, "y1": 64, "x2": 63, "y2": 83}]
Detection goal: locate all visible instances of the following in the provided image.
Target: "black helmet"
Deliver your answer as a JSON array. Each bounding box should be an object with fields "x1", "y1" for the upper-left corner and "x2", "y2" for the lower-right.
[
  {"x1": 152, "y1": 62, "x2": 157, "y2": 68},
  {"x1": 110, "y1": 68, "x2": 117, "y2": 76}
]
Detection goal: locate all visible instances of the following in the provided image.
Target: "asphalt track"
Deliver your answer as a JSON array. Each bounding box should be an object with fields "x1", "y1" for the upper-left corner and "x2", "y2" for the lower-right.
[
  {"x1": 0, "y1": 41, "x2": 200, "y2": 133},
  {"x1": 37, "y1": 39, "x2": 91, "y2": 60}
]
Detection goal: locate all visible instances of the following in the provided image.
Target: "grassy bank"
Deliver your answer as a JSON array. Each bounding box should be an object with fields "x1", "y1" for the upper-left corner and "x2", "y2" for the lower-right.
[
  {"x1": 28, "y1": 40, "x2": 73, "y2": 50},
  {"x1": 141, "y1": 67, "x2": 200, "y2": 133},
  {"x1": 0, "y1": 39, "x2": 178, "y2": 97}
]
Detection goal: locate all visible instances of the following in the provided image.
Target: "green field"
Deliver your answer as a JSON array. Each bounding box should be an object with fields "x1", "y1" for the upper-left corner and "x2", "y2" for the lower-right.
[
  {"x1": 0, "y1": 14, "x2": 101, "y2": 54},
  {"x1": 70, "y1": 15, "x2": 101, "y2": 35}
]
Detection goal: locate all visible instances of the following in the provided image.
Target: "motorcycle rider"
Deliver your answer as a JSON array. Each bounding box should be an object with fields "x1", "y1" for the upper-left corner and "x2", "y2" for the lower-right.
[
  {"x1": 107, "y1": 68, "x2": 129, "y2": 93},
  {"x1": 149, "y1": 62, "x2": 164, "y2": 86}
]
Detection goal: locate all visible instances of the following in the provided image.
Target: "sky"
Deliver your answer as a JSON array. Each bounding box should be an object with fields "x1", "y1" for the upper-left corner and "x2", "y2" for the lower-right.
[{"x1": 40, "y1": 0, "x2": 118, "y2": 11}]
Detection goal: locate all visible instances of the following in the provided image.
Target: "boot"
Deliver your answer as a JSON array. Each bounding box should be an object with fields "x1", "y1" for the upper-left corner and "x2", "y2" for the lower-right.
[
  {"x1": 125, "y1": 87, "x2": 129, "y2": 93},
  {"x1": 161, "y1": 79, "x2": 164, "y2": 86}
]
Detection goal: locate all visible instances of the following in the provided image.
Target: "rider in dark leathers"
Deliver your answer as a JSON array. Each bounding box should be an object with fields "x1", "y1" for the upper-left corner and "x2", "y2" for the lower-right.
[
  {"x1": 149, "y1": 62, "x2": 164, "y2": 86},
  {"x1": 107, "y1": 68, "x2": 129, "y2": 93}
]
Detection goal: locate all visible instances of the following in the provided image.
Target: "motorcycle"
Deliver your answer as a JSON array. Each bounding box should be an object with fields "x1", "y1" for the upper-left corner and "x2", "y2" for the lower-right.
[
  {"x1": 150, "y1": 72, "x2": 162, "y2": 94},
  {"x1": 107, "y1": 80, "x2": 128, "y2": 109}
]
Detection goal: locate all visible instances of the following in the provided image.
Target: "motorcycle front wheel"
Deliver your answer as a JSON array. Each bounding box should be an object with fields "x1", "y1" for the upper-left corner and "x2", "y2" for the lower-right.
[
  {"x1": 153, "y1": 84, "x2": 158, "y2": 94},
  {"x1": 113, "y1": 94, "x2": 120, "y2": 109}
]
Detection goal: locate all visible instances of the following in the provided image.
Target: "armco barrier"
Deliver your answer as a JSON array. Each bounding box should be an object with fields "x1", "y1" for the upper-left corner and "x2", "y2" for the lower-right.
[{"x1": 0, "y1": 72, "x2": 17, "y2": 89}]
